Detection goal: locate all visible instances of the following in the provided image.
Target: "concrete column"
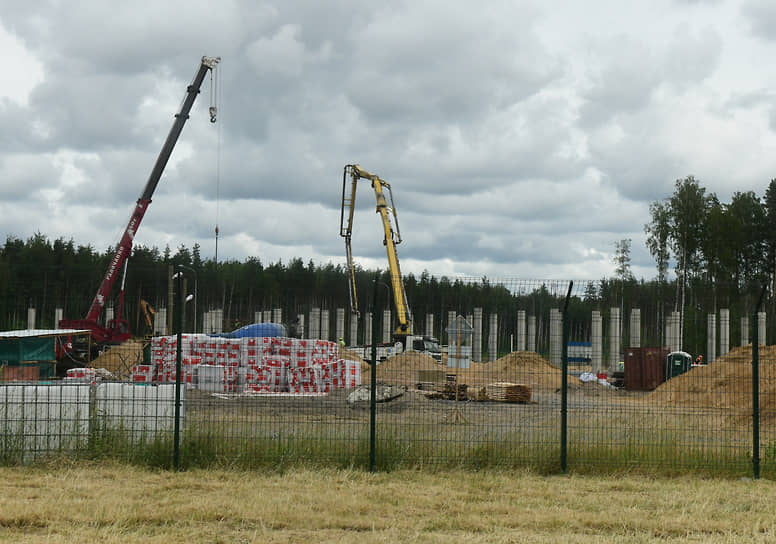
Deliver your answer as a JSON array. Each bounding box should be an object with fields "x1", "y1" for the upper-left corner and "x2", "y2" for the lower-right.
[
  {"x1": 719, "y1": 309, "x2": 729, "y2": 356},
  {"x1": 309, "y1": 308, "x2": 320, "y2": 340},
  {"x1": 517, "y1": 310, "x2": 526, "y2": 351},
  {"x1": 549, "y1": 308, "x2": 562, "y2": 366},
  {"x1": 472, "y1": 308, "x2": 483, "y2": 362},
  {"x1": 272, "y1": 308, "x2": 282, "y2": 324},
  {"x1": 758, "y1": 311, "x2": 766, "y2": 346},
  {"x1": 592, "y1": 310, "x2": 602, "y2": 374},
  {"x1": 254, "y1": 311, "x2": 262, "y2": 323},
  {"x1": 261, "y1": 310, "x2": 270, "y2": 323},
  {"x1": 665, "y1": 314, "x2": 672, "y2": 351},
  {"x1": 27, "y1": 308, "x2": 36, "y2": 330},
  {"x1": 297, "y1": 313, "x2": 305, "y2": 339},
  {"x1": 608, "y1": 307, "x2": 621, "y2": 373},
  {"x1": 707, "y1": 313, "x2": 716, "y2": 363},
  {"x1": 741, "y1": 316, "x2": 749, "y2": 346},
  {"x1": 321, "y1": 310, "x2": 330, "y2": 340},
  {"x1": 156, "y1": 308, "x2": 168, "y2": 335},
  {"x1": 365, "y1": 312, "x2": 372, "y2": 344},
  {"x1": 382, "y1": 309, "x2": 391, "y2": 343},
  {"x1": 214, "y1": 309, "x2": 224, "y2": 333},
  {"x1": 336, "y1": 308, "x2": 345, "y2": 343},
  {"x1": 104, "y1": 306, "x2": 113, "y2": 327},
  {"x1": 55, "y1": 308, "x2": 63, "y2": 329},
  {"x1": 447, "y1": 311, "x2": 456, "y2": 344},
  {"x1": 488, "y1": 313, "x2": 498, "y2": 362},
  {"x1": 629, "y1": 308, "x2": 640, "y2": 348},
  {"x1": 425, "y1": 314, "x2": 434, "y2": 337},
  {"x1": 349, "y1": 313, "x2": 358, "y2": 346},
  {"x1": 527, "y1": 316, "x2": 536, "y2": 352},
  {"x1": 673, "y1": 311, "x2": 681, "y2": 352}
]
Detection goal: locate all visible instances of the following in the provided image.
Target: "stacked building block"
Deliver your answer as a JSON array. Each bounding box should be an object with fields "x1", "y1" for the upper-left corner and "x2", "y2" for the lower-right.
[{"x1": 146, "y1": 334, "x2": 360, "y2": 394}]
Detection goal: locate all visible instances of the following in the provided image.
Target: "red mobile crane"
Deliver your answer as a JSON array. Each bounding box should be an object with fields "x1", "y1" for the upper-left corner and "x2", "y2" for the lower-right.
[{"x1": 60, "y1": 56, "x2": 220, "y2": 344}]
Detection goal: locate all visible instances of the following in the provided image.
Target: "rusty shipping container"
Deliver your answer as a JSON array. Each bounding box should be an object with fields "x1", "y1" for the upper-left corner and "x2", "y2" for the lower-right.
[{"x1": 624, "y1": 347, "x2": 669, "y2": 391}]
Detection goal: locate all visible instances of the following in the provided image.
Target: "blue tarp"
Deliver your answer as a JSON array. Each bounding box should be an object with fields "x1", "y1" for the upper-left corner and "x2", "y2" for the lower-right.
[{"x1": 211, "y1": 322, "x2": 286, "y2": 339}]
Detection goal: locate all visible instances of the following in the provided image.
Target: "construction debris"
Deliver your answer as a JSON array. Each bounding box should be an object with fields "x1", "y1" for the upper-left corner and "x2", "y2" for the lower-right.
[{"x1": 424, "y1": 382, "x2": 468, "y2": 401}]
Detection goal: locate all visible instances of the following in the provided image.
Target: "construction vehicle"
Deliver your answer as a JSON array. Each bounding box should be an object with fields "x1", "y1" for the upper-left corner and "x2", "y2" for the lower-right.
[
  {"x1": 139, "y1": 299, "x2": 156, "y2": 336},
  {"x1": 340, "y1": 164, "x2": 443, "y2": 364},
  {"x1": 346, "y1": 335, "x2": 443, "y2": 364},
  {"x1": 341, "y1": 164, "x2": 411, "y2": 341},
  {"x1": 60, "y1": 56, "x2": 220, "y2": 344}
]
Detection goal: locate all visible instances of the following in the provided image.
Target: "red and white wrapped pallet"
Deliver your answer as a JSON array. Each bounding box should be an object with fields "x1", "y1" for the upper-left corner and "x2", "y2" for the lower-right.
[{"x1": 131, "y1": 364, "x2": 155, "y2": 383}]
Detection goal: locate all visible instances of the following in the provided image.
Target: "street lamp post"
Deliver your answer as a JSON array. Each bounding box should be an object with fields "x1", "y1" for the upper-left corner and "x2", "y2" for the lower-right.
[
  {"x1": 176, "y1": 265, "x2": 198, "y2": 333},
  {"x1": 172, "y1": 265, "x2": 195, "y2": 470}
]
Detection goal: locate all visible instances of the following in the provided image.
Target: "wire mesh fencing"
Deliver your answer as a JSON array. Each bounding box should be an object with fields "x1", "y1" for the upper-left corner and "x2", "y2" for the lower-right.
[{"x1": 0, "y1": 278, "x2": 774, "y2": 477}]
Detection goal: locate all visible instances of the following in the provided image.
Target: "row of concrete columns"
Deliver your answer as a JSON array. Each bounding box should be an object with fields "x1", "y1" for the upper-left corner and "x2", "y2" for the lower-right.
[{"x1": 33, "y1": 306, "x2": 773, "y2": 366}]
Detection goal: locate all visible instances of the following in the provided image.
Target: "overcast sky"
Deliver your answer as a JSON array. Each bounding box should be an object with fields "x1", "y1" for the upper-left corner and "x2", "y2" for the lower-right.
[{"x1": 2, "y1": 0, "x2": 776, "y2": 281}]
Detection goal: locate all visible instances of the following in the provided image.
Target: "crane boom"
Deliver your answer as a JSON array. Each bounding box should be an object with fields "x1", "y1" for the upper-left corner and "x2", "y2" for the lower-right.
[
  {"x1": 61, "y1": 56, "x2": 220, "y2": 344},
  {"x1": 340, "y1": 164, "x2": 411, "y2": 339}
]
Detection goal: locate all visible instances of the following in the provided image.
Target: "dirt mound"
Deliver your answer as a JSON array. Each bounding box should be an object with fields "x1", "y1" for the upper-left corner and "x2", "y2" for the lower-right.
[
  {"x1": 646, "y1": 345, "x2": 776, "y2": 422},
  {"x1": 91, "y1": 339, "x2": 146, "y2": 378},
  {"x1": 373, "y1": 350, "x2": 563, "y2": 391},
  {"x1": 376, "y1": 352, "x2": 443, "y2": 386},
  {"x1": 453, "y1": 351, "x2": 564, "y2": 390},
  {"x1": 338, "y1": 347, "x2": 365, "y2": 364}
]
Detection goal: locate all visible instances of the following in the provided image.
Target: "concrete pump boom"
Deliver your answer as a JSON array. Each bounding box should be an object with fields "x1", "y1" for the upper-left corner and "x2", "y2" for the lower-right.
[{"x1": 340, "y1": 164, "x2": 412, "y2": 340}]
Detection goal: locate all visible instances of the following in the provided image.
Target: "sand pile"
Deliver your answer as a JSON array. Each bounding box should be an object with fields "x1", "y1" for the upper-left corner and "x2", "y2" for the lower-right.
[
  {"x1": 454, "y1": 351, "x2": 564, "y2": 391},
  {"x1": 91, "y1": 339, "x2": 146, "y2": 378},
  {"x1": 376, "y1": 352, "x2": 442, "y2": 386},
  {"x1": 373, "y1": 350, "x2": 563, "y2": 391},
  {"x1": 646, "y1": 345, "x2": 776, "y2": 421}
]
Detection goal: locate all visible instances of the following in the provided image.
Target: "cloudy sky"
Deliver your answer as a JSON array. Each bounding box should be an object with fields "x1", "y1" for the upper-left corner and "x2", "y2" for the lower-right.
[{"x1": 1, "y1": 0, "x2": 776, "y2": 281}]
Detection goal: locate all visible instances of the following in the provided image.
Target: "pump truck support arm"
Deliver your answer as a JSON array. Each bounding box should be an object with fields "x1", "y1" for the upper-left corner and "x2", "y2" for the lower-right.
[{"x1": 340, "y1": 164, "x2": 412, "y2": 340}]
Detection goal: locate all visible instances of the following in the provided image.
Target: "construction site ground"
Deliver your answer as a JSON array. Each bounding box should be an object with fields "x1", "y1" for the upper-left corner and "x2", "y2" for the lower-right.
[{"x1": 149, "y1": 346, "x2": 776, "y2": 448}]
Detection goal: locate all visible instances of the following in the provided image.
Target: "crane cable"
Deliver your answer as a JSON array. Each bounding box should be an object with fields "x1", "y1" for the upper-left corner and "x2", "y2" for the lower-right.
[{"x1": 210, "y1": 61, "x2": 222, "y2": 262}]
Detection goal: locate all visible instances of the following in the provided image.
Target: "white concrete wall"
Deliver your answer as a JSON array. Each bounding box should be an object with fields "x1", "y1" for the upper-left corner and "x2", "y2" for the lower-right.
[
  {"x1": 592, "y1": 311, "x2": 602, "y2": 374},
  {"x1": 488, "y1": 313, "x2": 498, "y2": 362},
  {"x1": 608, "y1": 307, "x2": 621, "y2": 373},
  {"x1": 321, "y1": 310, "x2": 330, "y2": 341},
  {"x1": 517, "y1": 310, "x2": 526, "y2": 351},
  {"x1": 629, "y1": 308, "x2": 640, "y2": 348},
  {"x1": 550, "y1": 308, "x2": 562, "y2": 366},
  {"x1": 382, "y1": 310, "x2": 391, "y2": 343},
  {"x1": 472, "y1": 308, "x2": 483, "y2": 362},
  {"x1": 707, "y1": 313, "x2": 716, "y2": 363},
  {"x1": 719, "y1": 309, "x2": 729, "y2": 356}
]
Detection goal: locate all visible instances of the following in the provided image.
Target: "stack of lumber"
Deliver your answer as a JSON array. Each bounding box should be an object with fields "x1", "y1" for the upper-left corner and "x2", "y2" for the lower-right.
[{"x1": 485, "y1": 382, "x2": 531, "y2": 403}]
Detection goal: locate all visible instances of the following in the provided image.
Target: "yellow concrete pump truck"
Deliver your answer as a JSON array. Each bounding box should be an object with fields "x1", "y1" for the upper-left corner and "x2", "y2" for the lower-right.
[{"x1": 340, "y1": 164, "x2": 442, "y2": 363}]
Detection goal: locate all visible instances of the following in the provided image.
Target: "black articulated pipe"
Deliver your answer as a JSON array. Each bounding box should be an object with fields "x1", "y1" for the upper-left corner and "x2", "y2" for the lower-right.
[
  {"x1": 561, "y1": 281, "x2": 573, "y2": 474},
  {"x1": 369, "y1": 275, "x2": 379, "y2": 472},
  {"x1": 174, "y1": 268, "x2": 183, "y2": 471}
]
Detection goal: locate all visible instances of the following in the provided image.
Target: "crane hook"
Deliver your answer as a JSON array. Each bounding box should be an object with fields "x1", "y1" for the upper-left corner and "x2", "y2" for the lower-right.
[{"x1": 209, "y1": 106, "x2": 217, "y2": 123}]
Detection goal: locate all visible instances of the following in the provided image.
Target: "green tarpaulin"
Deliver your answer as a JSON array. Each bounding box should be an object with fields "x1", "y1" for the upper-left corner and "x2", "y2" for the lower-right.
[{"x1": 0, "y1": 336, "x2": 55, "y2": 362}]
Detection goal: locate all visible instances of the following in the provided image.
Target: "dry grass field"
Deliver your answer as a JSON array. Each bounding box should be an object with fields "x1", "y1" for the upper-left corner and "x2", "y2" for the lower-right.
[{"x1": 1, "y1": 462, "x2": 776, "y2": 543}]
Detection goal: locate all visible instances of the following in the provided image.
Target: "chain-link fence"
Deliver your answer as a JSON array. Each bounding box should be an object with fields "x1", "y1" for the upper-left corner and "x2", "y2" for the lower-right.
[{"x1": 0, "y1": 278, "x2": 774, "y2": 477}]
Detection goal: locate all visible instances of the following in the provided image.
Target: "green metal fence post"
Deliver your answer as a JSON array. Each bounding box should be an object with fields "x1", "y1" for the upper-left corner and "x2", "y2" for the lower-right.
[
  {"x1": 752, "y1": 284, "x2": 766, "y2": 480},
  {"x1": 561, "y1": 281, "x2": 573, "y2": 474},
  {"x1": 173, "y1": 267, "x2": 183, "y2": 471}
]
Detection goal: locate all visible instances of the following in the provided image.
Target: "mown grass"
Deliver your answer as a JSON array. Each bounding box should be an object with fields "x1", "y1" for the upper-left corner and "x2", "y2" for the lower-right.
[{"x1": 1, "y1": 462, "x2": 776, "y2": 543}]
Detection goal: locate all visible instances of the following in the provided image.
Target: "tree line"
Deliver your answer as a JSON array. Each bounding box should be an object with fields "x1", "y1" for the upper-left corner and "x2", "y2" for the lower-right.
[{"x1": 1, "y1": 172, "x2": 773, "y2": 356}]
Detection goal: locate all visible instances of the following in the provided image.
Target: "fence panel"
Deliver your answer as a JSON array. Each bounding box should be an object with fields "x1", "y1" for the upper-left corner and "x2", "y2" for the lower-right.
[{"x1": 0, "y1": 277, "x2": 774, "y2": 477}]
